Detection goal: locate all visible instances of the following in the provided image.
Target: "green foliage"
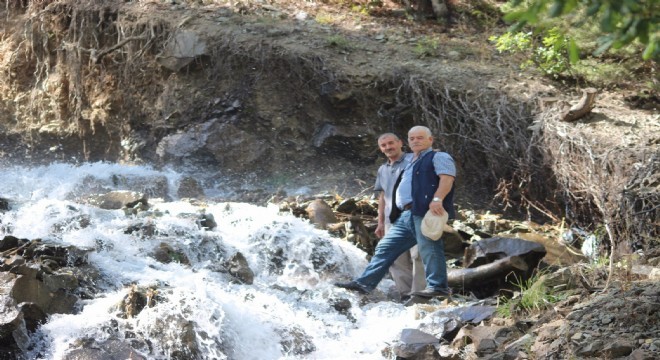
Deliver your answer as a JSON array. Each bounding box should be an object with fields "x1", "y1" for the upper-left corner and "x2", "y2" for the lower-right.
[
  {"x1": 490, "y1": 27, "x2": 571, "y2": 77},
  {"x1": 571, "y1": 60, "x2": 630, "y2": 87},
  {"x1": 496, "y1": 271, "x2": 563, "y2": 317},
  {"x1": 503, "y1": 0, "x2": 659, "y2": 60},
  {"x1": 326, "y1": 35, "x2": 353, "y2": 50},
  {"x1": 490, "y1": 31, "x2": 532, "y2": 53},
  {"x1": 535, "y1": 27, "x2": 571, "y2": 75},
  {"x1": 414, "y1": 37, "x2": 440, "y2": 58}
]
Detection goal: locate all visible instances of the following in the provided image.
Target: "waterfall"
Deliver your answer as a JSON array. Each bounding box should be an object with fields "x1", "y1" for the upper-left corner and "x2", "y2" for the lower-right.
[{"x1": 0, "y1": 163, "x2": 422, "y2": 359}]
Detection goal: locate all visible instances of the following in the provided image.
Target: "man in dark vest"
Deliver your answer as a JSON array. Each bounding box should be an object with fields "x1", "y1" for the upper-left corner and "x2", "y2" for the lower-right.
[
  {"x1": 335, "y1": 125, "x2": 456, "y2": 299},
  {"x1": 373, "y1": 133, "x2": 426, "y2": 300}
]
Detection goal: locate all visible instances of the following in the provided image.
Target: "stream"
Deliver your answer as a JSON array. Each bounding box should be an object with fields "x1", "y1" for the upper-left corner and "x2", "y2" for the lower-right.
[{"x1": 0, "y1": 162, "x2": 432, "y2": 359}]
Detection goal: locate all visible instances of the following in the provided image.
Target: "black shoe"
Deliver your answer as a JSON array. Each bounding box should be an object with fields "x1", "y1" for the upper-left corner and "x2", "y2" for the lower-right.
[
  {"x1": 403, "y1": 295, "x2": 431, "y2": 307},
  {"x1": 334, "y1": 281, "x2": 370, "y2": 294},
  {"x1": 411, "y1": 288, "x2": 451, "y2": 298}
]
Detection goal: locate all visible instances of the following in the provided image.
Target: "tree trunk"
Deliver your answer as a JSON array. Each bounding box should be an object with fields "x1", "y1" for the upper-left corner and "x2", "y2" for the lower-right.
[{"x1": 448, "y1": 255, "x2": 528, "y2": 288}]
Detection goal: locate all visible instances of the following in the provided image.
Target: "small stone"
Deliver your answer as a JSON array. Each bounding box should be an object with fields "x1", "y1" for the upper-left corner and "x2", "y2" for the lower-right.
[
  {"x1": 447, "y1": 51, "x2": 461, "y2": 60},
  {"x1": 571, "y1": 332, "x2": 583, "y2": 341}
]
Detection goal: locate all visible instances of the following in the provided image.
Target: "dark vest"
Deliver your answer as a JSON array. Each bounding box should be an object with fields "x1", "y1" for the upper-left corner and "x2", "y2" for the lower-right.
[{"x1": 411, "y1": 151, "x2": 456, "y2": 219}]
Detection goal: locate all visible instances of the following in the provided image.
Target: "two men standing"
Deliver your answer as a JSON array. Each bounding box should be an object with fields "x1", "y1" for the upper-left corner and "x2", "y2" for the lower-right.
[
  {"x1": 336, "y1": 125, "x2": 456, "y2": 299},
  {"x1": 373, "y1": 133, "x2": 426, "y2": 299}
]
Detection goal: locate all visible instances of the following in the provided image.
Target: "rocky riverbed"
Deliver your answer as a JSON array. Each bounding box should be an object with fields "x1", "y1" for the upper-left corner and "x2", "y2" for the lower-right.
[{"x1": 1, "y1": 165, "x2": 658, "y2": 359}]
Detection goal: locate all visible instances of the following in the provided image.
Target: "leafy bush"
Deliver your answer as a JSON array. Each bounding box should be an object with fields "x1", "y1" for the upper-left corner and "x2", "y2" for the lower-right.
[
  {"x1": 503, "y1": 0, "x2": 659, "y2": 60},
  {"x1": 490, "y1": 27, "x2": 571, "y2": 77}
]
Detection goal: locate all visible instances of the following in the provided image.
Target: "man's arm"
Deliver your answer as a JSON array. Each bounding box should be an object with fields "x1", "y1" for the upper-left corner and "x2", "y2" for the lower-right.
[
  {"x1": 429, "y1": 174, "x2": 454, "y2": 216},
  {"x1": 375, "y1": 191, "x2": 386, "y2": 238}
]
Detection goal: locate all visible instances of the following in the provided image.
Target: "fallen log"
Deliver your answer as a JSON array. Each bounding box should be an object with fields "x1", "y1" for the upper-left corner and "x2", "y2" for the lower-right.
[{"x1": 448, "y1": 255, "x2": 528, "y2": 288}]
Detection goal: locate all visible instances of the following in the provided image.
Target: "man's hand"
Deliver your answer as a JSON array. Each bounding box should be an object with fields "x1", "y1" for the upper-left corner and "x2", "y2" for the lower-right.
[
  {"x1": 429, "y1": 200, "x2": 446, "y2": 216},
  {"x1": 375, "y1": 223, "x2": 385, "y2": 238}
]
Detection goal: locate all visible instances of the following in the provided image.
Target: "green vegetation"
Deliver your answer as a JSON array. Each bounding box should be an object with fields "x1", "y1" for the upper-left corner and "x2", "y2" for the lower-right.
[
  {"x1": 490, "y1": 27, "x2": 571, "y2": 77},
  {"x1": 326, "y1": 35, "x2": 353, "y2": 51},
  {"x1": 503, "y1": 0, "x2": 659, "y2": 60},
  {"x1": 497, "y1": 271, "x2": 563, "y2": 317},
  {"x1": 414, "y1": 37, "x2": 440, "y2": 58}
]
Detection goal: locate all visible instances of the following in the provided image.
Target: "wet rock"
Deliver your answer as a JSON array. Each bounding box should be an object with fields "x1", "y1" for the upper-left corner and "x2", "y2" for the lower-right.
[
  {"x1": 0, "y1": 197, "x2": 9, "y2": 211},
  {"x1": 42, "y1": 272, "x2": 79, "y2": 292},
  {"x1": 330, "y1": 297, "x2": 351, "y2": 314},
  {"x1": 85, "y1": 191, "x2": 146, "y2": 210},
  {"x1": 197, "y1": 213, "x2": 217, "y2": 230},
  {"x1": 51, "y1": 214, "x2": 92, "y2": 233},
  {"x1": 177, "y1": 176, "x2": 205, "y2": 199},
  {"x1": 279, "y1": 326, "x2": 316, "y2": 355},
  {"x1": 0, "y1": 235, "x2": 22, "y2": 252},
  {"x1": 124, "y1": 197, "x2": 150, "y2": 216},
  {"x1": 305, "y1": 199, "x2": 338, "y2": 229},
  {"x1": 63, "y1": 339, "x2": 147, "y2": 360},
  {"x1": 191, "y1": 234, "x2": 226, "y2": 264},
  {"x1": 148, "y1": 315, "x2": 200, "y2": 360},
  {"x1": 224, "y1": 252, "x2": 254, "y2": 284},
  {"x1": 115, "y1": 175, "x2": 170, "y2": 200},
  {"x1": 171, "y1": 320, "x2": 199, "y2": 360},
  {"x1": 152, "y1": 242, "x2": 190, "y2": 265},
  {"x1": 2, "y1": 254, "x2": 25, "y2": 269},
  {"x1": 124, "y1": 220, "x2": 157, "y2": 238},
  {"x1": 0, "y1": 296, "x2": 26, "y2": 347},
  {"x1": 418, "y1": 312, "x2": 463, "y2": 341},
  {"x1": 4, "y1": 266, "x2": 76, "y2": 315},
  {"x1": 117, "y1": 285, "x2": 158, "y2": 319},
  {"x1": 23, "y1": 242, "x2": 90, "y2": 268},
  {"x1": 18, "y1": 302, "x2": 48, "y2": 332},
  {"x1": 309, "y1": 237, "x2": 341, "y2": 272}
]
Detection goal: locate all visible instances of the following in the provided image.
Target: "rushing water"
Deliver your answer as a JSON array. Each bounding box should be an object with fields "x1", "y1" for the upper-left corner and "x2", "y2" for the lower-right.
[{"x1": 0, "y1": 163, "x2": 426, "y2": 360}]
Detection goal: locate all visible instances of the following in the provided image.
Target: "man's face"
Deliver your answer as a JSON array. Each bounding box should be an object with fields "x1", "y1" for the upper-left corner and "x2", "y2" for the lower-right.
[
  {"x1": 408, "y1": 129, "x2": 433, "y2": 153},
  {"x1": 378, "y1": 135, "x2": 403, "y2": 159}
]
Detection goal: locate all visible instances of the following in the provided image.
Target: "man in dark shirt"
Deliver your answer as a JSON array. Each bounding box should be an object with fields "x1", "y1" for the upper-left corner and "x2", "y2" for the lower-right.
[{"x1": 335, "y1": 126, "x2": 456, "y2": 298}]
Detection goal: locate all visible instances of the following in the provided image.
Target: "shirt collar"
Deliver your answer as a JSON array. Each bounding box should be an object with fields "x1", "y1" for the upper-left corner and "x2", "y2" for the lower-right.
[
  {"x1": 387, "y1": 153, "x2": 408, "y2": 166},
  {"x1": 414, "y1": 148, "x2": 433, "y2": 160}
]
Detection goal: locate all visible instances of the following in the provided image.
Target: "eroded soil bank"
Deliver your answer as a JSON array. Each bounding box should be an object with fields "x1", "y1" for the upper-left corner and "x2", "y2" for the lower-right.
[{"x1": 0, "y1": 2, "x2": 657, "y2": 253}]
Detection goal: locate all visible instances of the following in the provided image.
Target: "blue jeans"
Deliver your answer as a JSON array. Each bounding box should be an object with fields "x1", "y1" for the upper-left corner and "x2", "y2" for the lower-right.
[{"x1": 354, "y1": 210, "x2": 449, "y2": 292}]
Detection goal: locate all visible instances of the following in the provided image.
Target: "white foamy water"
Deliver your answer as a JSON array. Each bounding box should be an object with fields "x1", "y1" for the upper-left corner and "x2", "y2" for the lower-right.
[{"x1": 0, "y1": 163, "x2": 424, "y2": 360}]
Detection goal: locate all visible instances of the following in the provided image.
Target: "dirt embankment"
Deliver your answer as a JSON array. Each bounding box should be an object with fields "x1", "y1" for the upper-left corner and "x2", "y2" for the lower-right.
[{"x1": 0, "y1": 0, "x2": 658, "y2": 253}]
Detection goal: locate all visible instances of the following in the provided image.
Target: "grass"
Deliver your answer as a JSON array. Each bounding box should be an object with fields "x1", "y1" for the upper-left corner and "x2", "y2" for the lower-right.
[
  {"x1": 496, "y1": 270, "x2": 563, "y2": 317},
  {"x1": 414, "y1": 37, "x2": 440, "y2": 58},
  {"x1": 326, "y1": 35, "x2": 353, "y2": 51}
]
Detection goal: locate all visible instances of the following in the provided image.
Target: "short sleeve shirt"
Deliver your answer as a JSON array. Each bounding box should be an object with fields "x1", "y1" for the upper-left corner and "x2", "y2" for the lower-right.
[
  {"x1": 395, "y1": 148, "x2": 456, "y2": 210},
  {"x1": 374, "y1": 153, "x2": 412, "y2": 225}
]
